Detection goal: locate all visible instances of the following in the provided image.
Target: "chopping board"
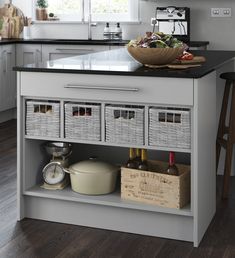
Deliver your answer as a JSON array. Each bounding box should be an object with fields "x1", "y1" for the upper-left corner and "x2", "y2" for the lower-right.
[
  {"x1": 145, "y1": 56, "x2": 206, "y2": 70},
  {"x1": 172, "y1": 55, "x2": 206, "y2": 65}
]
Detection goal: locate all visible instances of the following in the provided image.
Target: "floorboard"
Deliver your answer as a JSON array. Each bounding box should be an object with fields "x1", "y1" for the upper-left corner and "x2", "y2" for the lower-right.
[{"x1": 1, "y1": 119, "x2": 235, "y2": 258}]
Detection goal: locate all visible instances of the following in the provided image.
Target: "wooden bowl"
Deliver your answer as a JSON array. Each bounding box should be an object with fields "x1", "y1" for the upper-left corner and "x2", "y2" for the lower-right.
[{"x1": 127, "y1": 46, "x2": 184, "y2": 65}]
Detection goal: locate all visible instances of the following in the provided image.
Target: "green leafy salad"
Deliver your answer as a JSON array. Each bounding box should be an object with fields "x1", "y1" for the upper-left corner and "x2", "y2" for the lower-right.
[{"x1": 128, "y1": 32, "x2": 188, "y2": 49}]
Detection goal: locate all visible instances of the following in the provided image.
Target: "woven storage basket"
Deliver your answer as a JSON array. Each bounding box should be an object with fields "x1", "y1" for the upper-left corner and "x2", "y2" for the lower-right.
[
  {"x1": 149, "y1": 107, "x2": 191, "y2": 149},
  {"x1": 26, "y1": 100, "x2": 60, "y2": 137},
  {"x1": 105, "y1": 105, "x2": 144, "y2": 145},
  {"x1": 65, "y1": 102, "x2": 101, "y2": 141}
]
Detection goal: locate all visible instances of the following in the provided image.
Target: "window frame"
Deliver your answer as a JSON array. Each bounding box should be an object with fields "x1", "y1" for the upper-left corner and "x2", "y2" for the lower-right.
[
  {"x1": 88, "y1": 0, "x2": 140, "y2": 22},
  {"x1": 33, "y1": 0, "x2": 140, "y2": 23}
]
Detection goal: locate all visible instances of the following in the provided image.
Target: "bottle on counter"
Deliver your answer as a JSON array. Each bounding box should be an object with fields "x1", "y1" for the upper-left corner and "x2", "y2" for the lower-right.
[
  {"x1": 126, "y1": 148, "x2": 136, "y2": 169},
  {"x1": 114, "y1": 22, "x2": 122, "y2": 40},
  {"x1": 166, "y1": 152, "x2": 179, "y2": 176},
  {"x1": 103, "y1": 22, "x2": 110, "y2": 40},
  {"x1": 138, "y1": 149, "x2": 148, "y2": 171}
]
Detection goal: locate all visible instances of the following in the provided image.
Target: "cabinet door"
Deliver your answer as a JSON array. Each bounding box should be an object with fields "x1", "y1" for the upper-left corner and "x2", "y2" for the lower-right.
[
  {"x1": 42, "y1": 44, "x2": 109, "y2": 62},
  {"x1": 16, "y1": 44, "x2": 42, "y2": 66},
  {"x1": 0, "y1": 44, "x2": 16, "y2": 111}
]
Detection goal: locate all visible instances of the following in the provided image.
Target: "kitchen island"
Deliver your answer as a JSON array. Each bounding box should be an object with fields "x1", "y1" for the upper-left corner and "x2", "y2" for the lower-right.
[{"x1": 15, "y1": 48, "x2": 235, "y2": 247}]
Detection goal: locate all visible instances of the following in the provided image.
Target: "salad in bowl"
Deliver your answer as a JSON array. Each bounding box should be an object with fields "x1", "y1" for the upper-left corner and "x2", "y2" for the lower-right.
[{"x1": 127, "y1": 32, "x2": 190, "y2": 65}]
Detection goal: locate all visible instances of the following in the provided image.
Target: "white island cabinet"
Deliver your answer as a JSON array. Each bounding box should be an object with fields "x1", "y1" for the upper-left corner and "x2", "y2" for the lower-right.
[{"x1": 16, "y1": 48, "x2": 234, "y2": 247}]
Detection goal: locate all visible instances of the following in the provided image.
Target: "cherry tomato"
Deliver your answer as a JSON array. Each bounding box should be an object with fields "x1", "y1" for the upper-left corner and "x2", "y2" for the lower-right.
[{"x1": 179, "y1": 52, "x2": 194, "y2": 61}]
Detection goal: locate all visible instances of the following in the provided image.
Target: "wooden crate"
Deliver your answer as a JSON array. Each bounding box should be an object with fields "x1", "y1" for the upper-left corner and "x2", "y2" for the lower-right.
[{"x1": 121, "y1": 160, "x2": 190, "y2": 209}]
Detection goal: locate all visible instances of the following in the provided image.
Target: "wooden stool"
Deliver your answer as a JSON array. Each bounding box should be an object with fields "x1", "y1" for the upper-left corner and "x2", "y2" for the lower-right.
[{"x1": 216, "y1": 72, "x2": 235, "y2": 199}]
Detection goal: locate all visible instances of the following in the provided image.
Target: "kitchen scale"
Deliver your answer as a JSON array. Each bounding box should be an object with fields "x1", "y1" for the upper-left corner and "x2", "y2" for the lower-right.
[{"x1": 41, "y1": 142, "x2": 72, "y2": 190}]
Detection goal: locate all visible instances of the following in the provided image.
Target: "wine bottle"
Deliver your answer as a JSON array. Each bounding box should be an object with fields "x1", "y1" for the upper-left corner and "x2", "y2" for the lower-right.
[
  {"x1": 134, "y1": 148, "x2": 141, "y2": 167},
  {"x1": 126, "y1": 148, "x2": 136, "y2": 169},
  {"x1": 138, "y1": 149, "x2": 148, "y2": 171},
  {"x1": 166, "y1": 152, "x2": 179, "y2": 176}
]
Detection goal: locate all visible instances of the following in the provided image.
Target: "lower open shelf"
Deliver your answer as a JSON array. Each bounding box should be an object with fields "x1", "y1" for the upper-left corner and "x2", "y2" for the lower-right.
[{"x1": 24, "y1": 185, "x2": 192, "y2": 217}]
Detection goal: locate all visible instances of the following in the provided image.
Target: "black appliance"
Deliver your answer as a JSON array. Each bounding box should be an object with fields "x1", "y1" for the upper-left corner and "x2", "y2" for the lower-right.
[{"x1": 155, "y1": 6, "x2": 190, "y2": 43}]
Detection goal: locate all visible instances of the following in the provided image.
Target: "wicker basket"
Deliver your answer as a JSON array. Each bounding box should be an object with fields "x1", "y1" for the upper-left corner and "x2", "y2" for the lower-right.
[
  {"x1": 65, "y1": 102, "x2": 101, "y2": 141},
  {"x1": 121, "y1": 160, "x2": 190, "y2": 209},
  {"x1": 26, "y1": 100, "x2": 60, "y2": 137},
  {"x1": 105, "y1": 105, "x2": 144, "y2": 145},
  {"x1": 149, "y1": 107, "x2": 191, "y2": 149}
]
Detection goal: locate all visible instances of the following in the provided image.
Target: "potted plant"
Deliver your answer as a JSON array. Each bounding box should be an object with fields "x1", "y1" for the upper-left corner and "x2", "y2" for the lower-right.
[{"x1": 36, "y1": 0, "x2": 48, "y2": 21}]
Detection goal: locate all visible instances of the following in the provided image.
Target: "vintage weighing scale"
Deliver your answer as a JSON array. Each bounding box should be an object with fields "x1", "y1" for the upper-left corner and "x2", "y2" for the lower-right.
[{"x1": 41, "y1": 142, "x2": 72, "y2": 190}]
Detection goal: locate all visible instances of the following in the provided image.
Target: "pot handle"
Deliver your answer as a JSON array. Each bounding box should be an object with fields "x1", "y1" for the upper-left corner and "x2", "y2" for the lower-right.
[{"x1": 63, "y1": 168, "x2": 75, "y2": 175}]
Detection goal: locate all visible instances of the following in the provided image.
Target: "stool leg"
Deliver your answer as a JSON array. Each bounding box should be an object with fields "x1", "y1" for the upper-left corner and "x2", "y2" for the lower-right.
[
  {"x1": 222, "y1": 83, "x2": 235, "y2": 199},
  {"x1": 216, "y1": 81, "x2": 231, "y2": 172}
]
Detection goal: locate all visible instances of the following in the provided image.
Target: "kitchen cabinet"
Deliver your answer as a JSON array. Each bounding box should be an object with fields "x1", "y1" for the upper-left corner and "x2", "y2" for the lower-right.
[
  {"x1": 42, "y1": 44, "x2": 109, "y2": 62},
  {"x1": 15, "y1": 48, "x2": 235, "y2": 247},
  {"x1": 0, "y1": 44, "x2": 16, "y2": 112},
  {"x1": 16, "y1": 67, "x2": 218, "y2": 247},
  {"x1": 16, "y1": 44, "x2": 42, "y2": 66},
  {"x1": 17, "y1": 72, "x2": 195, "y2": 243}
]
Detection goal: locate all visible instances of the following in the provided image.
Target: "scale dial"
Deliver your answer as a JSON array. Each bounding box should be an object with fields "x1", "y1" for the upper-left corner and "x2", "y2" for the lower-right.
[{"x1": 42, "y1": 162, "x2": 65, "y2": 185}]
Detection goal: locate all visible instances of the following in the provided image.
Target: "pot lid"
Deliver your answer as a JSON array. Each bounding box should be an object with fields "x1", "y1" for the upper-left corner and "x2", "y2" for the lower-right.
[{"x1": 69, "y1": 158, "x2": 118, "y2": 174}]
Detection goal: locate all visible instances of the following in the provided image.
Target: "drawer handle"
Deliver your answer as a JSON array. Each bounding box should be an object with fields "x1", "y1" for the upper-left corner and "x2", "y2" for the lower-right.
[
  {"x1": 2, "y1": 50, "x2": 7, "y2": 73},
  {"x1": 55, "y1": 48, "x2": 94, "y2": 52},
  {"x1": 65, "y1": 84, "x2": 139, "y2": 92}
]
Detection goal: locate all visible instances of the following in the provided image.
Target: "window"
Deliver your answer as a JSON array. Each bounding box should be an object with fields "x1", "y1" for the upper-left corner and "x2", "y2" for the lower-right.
[
  {"x1": 91, "y1": 0, "x2": 139, "y2": 22},
  {"x1": 47, "y1": 0, "x2": 83, "y2": 21},
  {"x1": 45, "y1": 0, "x2": 139, "y2": 22}
]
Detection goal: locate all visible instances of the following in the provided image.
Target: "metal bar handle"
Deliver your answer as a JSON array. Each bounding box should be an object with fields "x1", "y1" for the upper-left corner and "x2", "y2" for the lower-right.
[
  {"x1": 35, "y1": 49, "x2": 41, "y2": 64},
  {"x1": 56, "y1": 48, "x2": 94, "y2": 52},
  {"x1": 65, "y1": 84, "x2": 139, "y2": 92},
  {"x1": 2, "y1": 50, "x2": 7, "y2": 73}
]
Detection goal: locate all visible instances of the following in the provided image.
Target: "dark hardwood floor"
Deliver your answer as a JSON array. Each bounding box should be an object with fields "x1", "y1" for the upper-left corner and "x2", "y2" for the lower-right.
[{"x1": 1, "y1": 119, "x2": 235, "y2": 258}]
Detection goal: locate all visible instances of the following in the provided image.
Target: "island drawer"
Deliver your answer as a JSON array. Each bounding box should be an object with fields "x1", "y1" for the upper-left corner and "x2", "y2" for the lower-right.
[{"x1": 20, "y1": 73, "x2": 194, "y2": 106}]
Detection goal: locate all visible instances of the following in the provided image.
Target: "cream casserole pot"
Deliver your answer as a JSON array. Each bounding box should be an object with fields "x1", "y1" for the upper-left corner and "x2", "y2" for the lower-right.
[{"x1": 64, "y1": 158, "x2": 119, "y2": 195}]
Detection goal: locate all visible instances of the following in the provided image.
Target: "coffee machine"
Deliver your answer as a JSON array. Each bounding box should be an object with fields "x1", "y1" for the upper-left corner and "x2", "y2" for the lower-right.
[{"x1": 155, "y1": 6, "x2": 190, "y2": 43}]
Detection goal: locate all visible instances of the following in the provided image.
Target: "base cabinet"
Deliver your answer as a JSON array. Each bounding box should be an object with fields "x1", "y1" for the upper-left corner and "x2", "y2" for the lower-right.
[
  {"x1": 16, "y1": 44, "x2": 42, "y2": 66},
  {"x1": 17, "y1": 71, "x2": 216, "y2": 247}
]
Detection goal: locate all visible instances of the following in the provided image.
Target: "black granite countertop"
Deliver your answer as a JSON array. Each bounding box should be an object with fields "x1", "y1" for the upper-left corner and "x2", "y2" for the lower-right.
[
  {"x1": 14, "y1": 48, "x2": 235, "y2": 79},
  {"x1": 0, "y1": 38, "x2": 128, "y2": 46},
  {"x1": 0, "y1": 38, "x2": 209, "y2": 48}
]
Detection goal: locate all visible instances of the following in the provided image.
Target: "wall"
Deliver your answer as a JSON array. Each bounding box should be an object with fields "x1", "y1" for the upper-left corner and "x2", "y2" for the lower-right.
[{"x1": 1, "y1": 0, "x2": 234, "y2": 50}]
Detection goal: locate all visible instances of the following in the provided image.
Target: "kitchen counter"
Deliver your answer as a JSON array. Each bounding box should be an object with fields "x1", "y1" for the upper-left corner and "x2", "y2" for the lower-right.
[
  {"x1": 14, "y1": 48, "x2": 235, "y2": 79},
  {"x1": 0, "y1": 38, "x2": 128, "y2": 46},
  {"x1": 16, "y1": 46, "x2": 234, "y2": 248},
  {"x1": 0, "y1": 38, "x2": 209, "y2": 48}
]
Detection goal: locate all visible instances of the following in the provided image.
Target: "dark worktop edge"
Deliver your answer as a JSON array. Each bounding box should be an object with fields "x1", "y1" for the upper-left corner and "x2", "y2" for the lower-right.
[{"x1": 0, "y1": 38, "x2": 209, "y2": 47}]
